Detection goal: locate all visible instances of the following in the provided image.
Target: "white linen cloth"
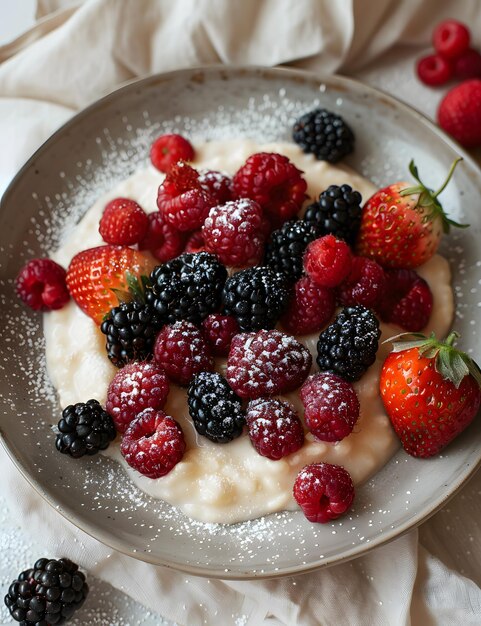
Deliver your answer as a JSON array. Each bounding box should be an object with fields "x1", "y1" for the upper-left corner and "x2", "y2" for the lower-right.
[{"x1": 2, "y1": 1, "x2": 481, "y2": 624}]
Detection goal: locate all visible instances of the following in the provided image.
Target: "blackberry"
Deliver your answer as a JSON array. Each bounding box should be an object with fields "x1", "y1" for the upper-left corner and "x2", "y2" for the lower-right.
[
  {"x1": 4, "y1": 557, "x2": 88, "y2": 625},
  {"x1": 222, "y1": 266, "x2": 290, "y2": 332},
  {"x1": 100, "y1": 299, "x2": 162, "y2": 367},
  {"x1": 188, "y1": 372, "x2": 245, "y2": 443},
  {"x1": 303, "y1": 184, "x2": 363, "y2": 245},
  {"x1": 55, "y1": 399, "x2": 116, "y2": 458},
  {"x1": 146, "y1": 252, "x2": 227, "y2": 325},
  {"x1": 264, "y1": 219, "x2": 319, "y2": 282},
  {"x1": 316, "y1": 305, "x2": 380, "y2": 382},
  {"x1": 293, "y1": 108, "x2": 355, "y2": 163}
]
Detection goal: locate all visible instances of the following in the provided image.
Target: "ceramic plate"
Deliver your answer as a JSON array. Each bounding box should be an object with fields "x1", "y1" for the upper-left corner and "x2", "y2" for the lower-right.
[{"x1": 1, "y1": 66, "x2": 481, "y2": 579}]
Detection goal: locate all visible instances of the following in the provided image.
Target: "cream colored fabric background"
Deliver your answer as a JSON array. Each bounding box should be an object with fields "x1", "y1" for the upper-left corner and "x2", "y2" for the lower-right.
[{"x1": 2, "y1": 1, "x2": 481, "y2": 624}]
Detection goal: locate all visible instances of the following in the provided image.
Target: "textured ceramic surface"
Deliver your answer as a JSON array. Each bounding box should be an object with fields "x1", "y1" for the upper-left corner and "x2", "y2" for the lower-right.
[{"x1": 1, "y1": 66, "x2": 481, "y2": 579}]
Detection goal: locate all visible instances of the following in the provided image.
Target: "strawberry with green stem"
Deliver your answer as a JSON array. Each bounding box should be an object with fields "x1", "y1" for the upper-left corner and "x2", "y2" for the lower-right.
[
  {"x1": 356, "y1": 158, "x2": 465, "y2": 268},
  {"x1": 380, "y1": 332, "x2": 481, "y2": 458}
]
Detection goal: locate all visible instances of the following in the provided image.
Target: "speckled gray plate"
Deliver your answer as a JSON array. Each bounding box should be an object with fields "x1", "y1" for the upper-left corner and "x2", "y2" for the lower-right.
[{"x1": 1, "y1": 66, "x2": 481, "y2": 580}]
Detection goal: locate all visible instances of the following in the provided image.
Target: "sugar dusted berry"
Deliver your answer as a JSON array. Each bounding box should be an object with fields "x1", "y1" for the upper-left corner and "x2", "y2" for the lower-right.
[
  {"x1": 99, "y1": 197, "x2": 149, "y2": 246},
  {"x1": 304, "y1": 234, "x2": 352, "y2": 288},
  {"x1": 106, "y1": 361, "x2": 170, "y2": 433},
  {"x1": 202, "y1": 198, "x2": 266, "y2": 267},
  {"x1": 150, "y1": 133, "x2": 194, "y2": 173},
  {"x1": 199, "y1": 169, "x2": 234, "y2": 204},
  {"x1": 120, "y1": 408, "x2": 186, "y2": 478},
  {"x1": 226, "y1": 329, "x2": 312, "y2": 399},
  {"x1": 201, "y1": 313, "x2": 240, "y2": 356},
  {"x1": 138, "y1": 211, "x2": 186, "y2": 263},
  {"x1": 293, "y1": 462, "x2": 355, "y2": 523},
  {"x1": 300, "y1": 373, "x2": 360, "y2": 442},
  {"x1": 16, "y1": 258, "x2": 69, "y2": 311},
  {"x1": 154, "y1": 320, "x2": 214, "y2": 386},
  {"x1": 337, "y1": 256, "x2": 386, "y2": 308},
  {"x1": 281, "y1": 275, "x2": 335, "y2": 335},
  {"x1": 246, "y1": 398, "x2": 304, "y2": 460}
]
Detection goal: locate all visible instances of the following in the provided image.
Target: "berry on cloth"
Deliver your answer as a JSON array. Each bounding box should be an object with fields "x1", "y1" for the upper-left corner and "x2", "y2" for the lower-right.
[
  {"x1": 337, "y1": 256, "x2": 386, "y2": 308},
  {"x1": 202, "y1": 198, "x2": 266, "y2": 267},
  {"x1": 150, "y1": 133, "x2": 195, "y2": 173},
  {"x1": 187, "y1": 371, "x2": 245, "y2": 443},
  {"x1": 293, "y1": 462, "x2": 355, "y2": 523},
  {"x1": 16, "y1": 258, "x2": 69, "y2": 312},
  {"x1": 246, "y1": 398, "x2": 304, "y2": 460},
  {"x1": 199, "y1": 169, "x2": 234, "y2": 204},
  {"x1": 304, "y1": 234, "x2": 353, "y2": 288},
  {"x1": 154, "y1": 320, "x2": 214, "y2": 386},
  {"x1": 201, "y1": 313, "x2": 240, "y2": 357},
  {"x1": 281, "y1": 275, "x2": 335, "y2": 335},
  {"x1": 416, "y1": 54, "x2": 453, "y2": 86},
  {"x1": 226, "y1": 329, "x2": 312, "y2": 399},
  {"x1": 232, "y1": 152, "x2": 307, "y2": 228},
  {"x1": 4, "y1": 557, "x2": 89, "y2": 625},
  {"x1": 380, "y1": 332, "x2": 481, "y2": 458},
  {"x1": 138, "y1": 211, "x2": 186, "y2": 263},
  {"x1": 433, "y1": 20, "x2": 470, "y2": 60},
  {"x1": 438, "y1": 79, "x2": 481, "y2": 147},
  {"x1": 300, "y1": 373, "x2": 360, "y2": 442},
  {"x1": 264, "y1": 219, "x2": 319, "y2": 283},
  {"x1": 454, "y1": 48, "x2": 481, "y2": 80},
  {"x1": 99, "y1": 197, "x2": 149, "y2": 246},
  {"x1": 106, "y1": 361, "x2": 170, "y2": 433},
  {"x1": 55, "y1": 399, "x2": 116, "y2": 458},
  {"x1": 120, "y1": 408, "x2": 186, "y2": 478},
  {"x1": 293, "y1": 108, "x2": 355, "y2": 163}
]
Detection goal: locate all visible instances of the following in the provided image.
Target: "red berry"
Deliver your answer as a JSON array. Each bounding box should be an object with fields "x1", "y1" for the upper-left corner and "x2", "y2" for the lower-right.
[
  {"x1": 433, "y1": 20, "x2": 470, "y2": 60},
  {"x1": 154, "y1": 321, "x2": 214, "y2": 386},
  {"x1": 202, "y1": 199, "x2": 266, "y2": 267},
  {"x1": 293, "y1": 462, "x2": 355, "y2": 523},
  {"x1": 416, "y1": 54, "x2": 453, "y2": 86},
  {"x1": 300, "y1": 373, "x2": 360, "y2": 442},
  {"x1": 16, "y1": 258, "x2": 69, "y2": 311},
  {"x1": 157, "y1": 161, "x2": 215, "y2": 231},
  {"x1": 138, "y1": 211, "x2": 186, "y2": 263},
  {"x1": 376, "y1": 268, "x2": 433, "y2": 332},
  {"x1": 99, "y1": 198, "x2": 149, "y2": 246},
  {"x1": 226, "y1": 329, "x2": 312, "y2": 399},
  {"x1": 438, "y1": 79, "x2": 481, "y2": 147},
  {"x1": 246, "y1": 398, "x2": 304, "y2": 460},
  {"x1": 201, "y1": 314, "x2": 240, "y2": 356},
  {"x1": 232, "y1": 152, "x2": 307, "y2": 228},
  {"x1": 454, "y1": 48, "x2": 481, "y2": 80},
  {"x1": 150, "y1": 133, "x2": 195, "y2": 173},
  {"x1": 120, "y1": 408, "x2": 186, "y2": 478},
  {"x1": 199, "y1": 170, "x2": 234, "y2": 204},
  {"x1": 184, "y1": 230, "x2": 207, "y2": 254},
  {"x1": 337, "y1": 256, "x2": 386, "y2": 308},
  {"x1": 106, "y1": 361, "x2": 170, "y2": 433},
  {"x1": 304, "y1": 235, "x2": 352, "y2": 288},
  {"x1": 281, "y1": 276, "x2": 335, "y2": 335}
]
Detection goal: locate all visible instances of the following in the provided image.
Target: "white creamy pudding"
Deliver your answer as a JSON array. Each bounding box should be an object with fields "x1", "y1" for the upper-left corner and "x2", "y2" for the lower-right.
[{"x1": 44, "y1": 140, "x2": 454, "y2": 524}]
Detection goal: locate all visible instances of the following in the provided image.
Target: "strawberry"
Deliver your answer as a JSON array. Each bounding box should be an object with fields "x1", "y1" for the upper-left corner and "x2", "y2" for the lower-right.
[
  {"x1": 66, "y1": 245, "x2": 155, "y2": 324},
  {"x1": 356, "y1": 159, "x2": 464, "y2": 268},
  {"x1": 380, "y1": 332, "x2": 481, "y2": 458},
  {"x1": 438, "y1": 79, "x2": 481, "y2": 147}
]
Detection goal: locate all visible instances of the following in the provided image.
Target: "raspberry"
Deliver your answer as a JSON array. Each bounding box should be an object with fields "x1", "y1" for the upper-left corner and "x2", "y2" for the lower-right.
[
  {"x1": 120, "y1": 408, "x2": 185, "y2": 478},
  {"x1": 438, "y1": 79, "x2": 481, "y2": 147},
  {"x1": 154, "y1": 320, "x2": 214, "y2": 386},
  {"x1": 376, "y1": 268, "x2": 433, "y2": 332},
  {"x1": 293, "y1": 462, "x2": 355, "y2": 523},
  {"x1": 416, "y1": 54, "x2": 453, "y2": 86},
  {"x1": 304, "y1": 235, "x2": 352, "y2": 288},
  {"x1": 226, "y1": 329, "x2": 312, "y2": 399},
  {"x1": 99, "y1": 197, "x2": 149, "y2": 246},
  {"x1": 454, "y1": 48, "x2": 481, "y2": 79},
  {"x1": 293, "y1": 108, "x2": 355, "y2": 164},
  {"x1": 232, "y1": 152, "x2": 307, "y2": 228},
  {"x1": 138, "y1": 211, "x2": 186, "y2": 263},
  {"x1": 16, "y1": 258, "x2": 69, "y2": 311},
  {"x1": 300, "y1": 373, "x2": 360, "y2": 442},
  {"x1": 246, "y1": 398, "x2": 304, "y2": 460},
  {"x1": 433, "y1": 20, "x2": 470, "y2": 60},
  {"x1": 150, "y1": 133, "x2": 195, "y2": 173},
  {"x1": 202, "y1": 199, "x2": 266, "y2": 267},
  {"x1": 337, "y1": 256, "x2": 386, "y2": 308},
  {"x1": 201, "y1": 314, "x2": 240, "y2": 356},
  {"x1": 157, "y1": 161, "x2": 215, "y2": 231},
  {"x1": 184, "y1": 230, "x2": 207, "y2": 253},
  {"x1": 106, "y1": 361, "x2": 170, "y2": 433},
  {"x1": 281, "y1": 276, "x2": 335, "y2": 335},
  {"x1": 199, "y1": 169, "x2": 234, "y2": 204}
]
